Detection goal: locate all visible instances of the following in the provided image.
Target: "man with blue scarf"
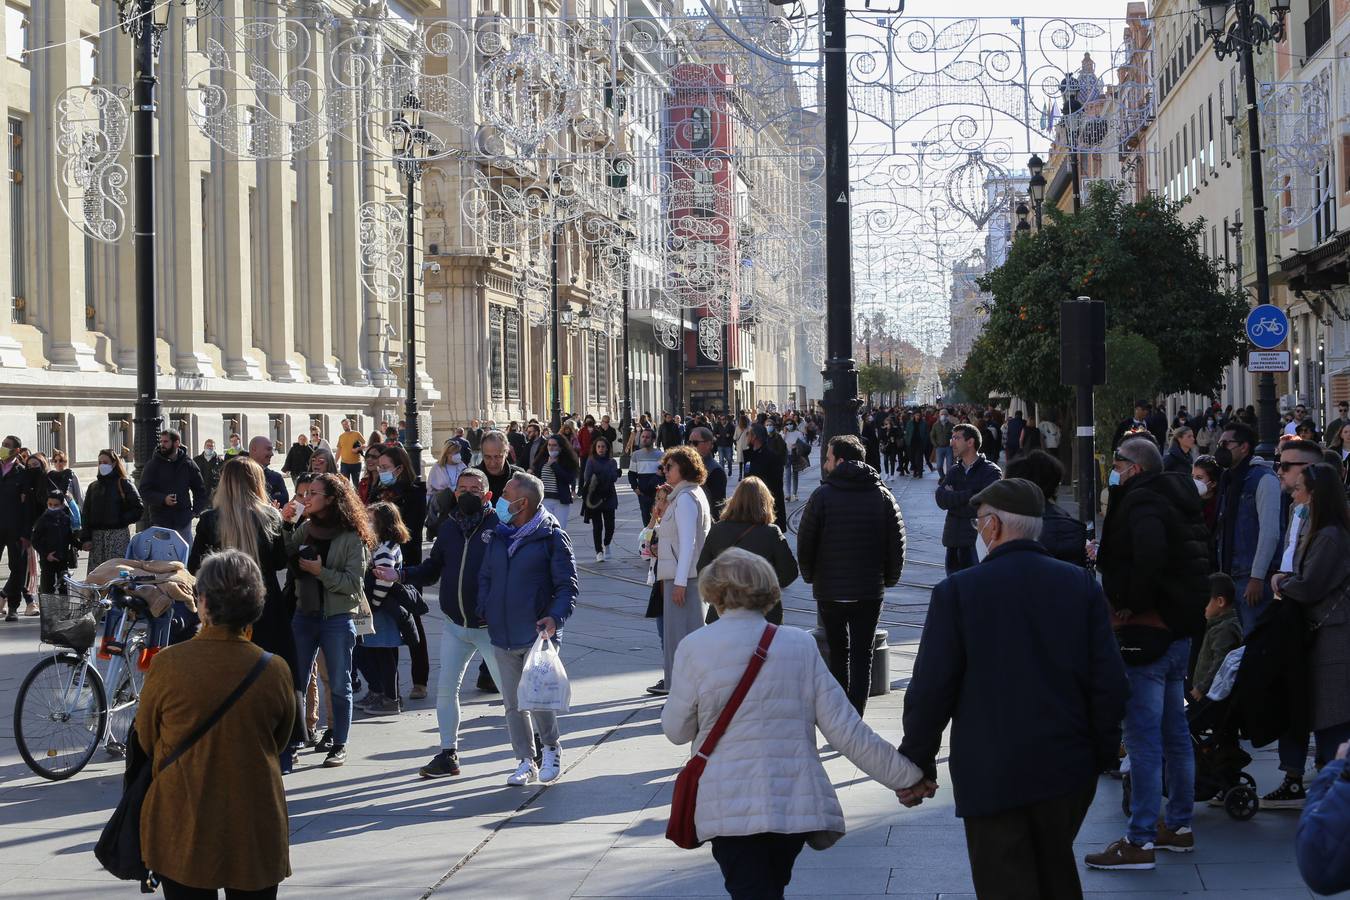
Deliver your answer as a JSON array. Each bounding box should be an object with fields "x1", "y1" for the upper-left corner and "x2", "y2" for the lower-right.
[{"x1": 479, "y1": 471, "x2": 578, "y2": 786}]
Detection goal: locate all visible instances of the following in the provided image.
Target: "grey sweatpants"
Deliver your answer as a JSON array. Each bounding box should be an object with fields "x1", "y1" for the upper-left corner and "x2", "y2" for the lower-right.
[
  {"x1": 494, "y1": 643, "x2": 561, "y2": 763},
  {"x1": 662, "y1": 578, "x2": 706, "y2": 689}
]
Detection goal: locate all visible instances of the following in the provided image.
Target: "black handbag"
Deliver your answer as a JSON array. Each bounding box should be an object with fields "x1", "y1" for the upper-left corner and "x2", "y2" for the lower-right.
[{"x1": 96, "y1": 652, "x2": 274, "y2": 891}]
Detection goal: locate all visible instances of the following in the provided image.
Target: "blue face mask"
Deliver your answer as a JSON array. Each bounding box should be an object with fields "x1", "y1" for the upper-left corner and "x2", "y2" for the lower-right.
[
  {"x1": 379, "y1": 470, "x2": 396, "y2": 486},
  {"x1": 1108, "y1": 469, "x2": 1122, "y2": 487},
  {"x1": 494, "y1": 497, "x2": 515, "y2": 521}
]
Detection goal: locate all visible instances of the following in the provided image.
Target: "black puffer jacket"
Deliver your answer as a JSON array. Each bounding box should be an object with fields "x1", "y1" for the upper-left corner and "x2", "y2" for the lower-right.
[
  {"x1": 1041, "y1": 501, "x2": 1088, "y2": 566},
  {"x1": 139, "y1": 447, "x2": 206, "y2": 530},
  {"x1": 797, "y1": 460, "x2": 905, "y2": 603},
  {"x1": 1096, "y1": 471, "x2": 1210, "y2": 639},
  {"x1": 935, "y1": 454, "x2": 1002, "y2": 547},
  {"x1": 0, "y1": 462, "x2": 34, "y2": 539},
  {"x1": 79, "y1": 472, "x2": 144, "y2": 540}
]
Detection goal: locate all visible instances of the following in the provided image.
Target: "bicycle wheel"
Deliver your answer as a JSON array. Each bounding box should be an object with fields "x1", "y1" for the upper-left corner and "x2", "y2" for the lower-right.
[
  {"x1": 106, "y1": 647, "x2": 143, "y2": 754},
  {"x1": 14, "y1": 654, "x2": 108, "y2": 781}
]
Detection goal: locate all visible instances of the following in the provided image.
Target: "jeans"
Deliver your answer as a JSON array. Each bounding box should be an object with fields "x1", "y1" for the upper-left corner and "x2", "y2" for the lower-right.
[
  {"x1": 818, "y1": 597, "x2": 881, "y2": 715},
  {"x1": 709, "y1": 832, "x2": 808, "y2": 900},
  {"x1": 718, "y1": 445, "x2": 733, "y2": 474},
  {"x1": 945, "y1": 544, "x2": 977, "y2": 576},
  {"x1": 936, "y1": 446, "x2": 953, "y2": 478},
  {"x1": 591, "y1": 509, "x2": 616, "y2": 553},
  {"x1": 436, "y1": 620, "x2": 504, "y2": 750},
  {"x1": 292, "y1": 612, "x2": 356, "y2": 745},
  {"x1": 1123, "y1": 638, "x2": 1195, "y2": 846},
  {"x1": 494, "y1": 643, "x2": 561, "y2": 762},
  {"x1": 785, "y1": 460, "x2": 799, "y2": 497},
  {"x1": 339, "y1": 462, "x2": 362, "y2": 484},
  {"x1": 543, "y1": 498, "x2": 571, "y2": 529},
  {"x1": 1232, "y1": 575, "x2": 1273, "y2": 637}
]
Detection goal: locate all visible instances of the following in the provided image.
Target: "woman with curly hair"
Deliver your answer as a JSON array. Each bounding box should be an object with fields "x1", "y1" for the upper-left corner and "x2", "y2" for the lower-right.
[{"x1": 281, "y1": 473, "x2": 375, "y2": 768}]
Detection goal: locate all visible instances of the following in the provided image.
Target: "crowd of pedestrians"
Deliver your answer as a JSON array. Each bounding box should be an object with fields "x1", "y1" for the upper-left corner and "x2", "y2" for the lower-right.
[{"x1": 7, "y1": 392, "x2": 1350, "y2": 899}]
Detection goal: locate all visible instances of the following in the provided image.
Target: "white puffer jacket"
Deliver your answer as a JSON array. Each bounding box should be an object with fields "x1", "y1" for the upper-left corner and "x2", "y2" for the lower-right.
[{"x1": 662, "y1": 609, "x2": 922, "y2": 849}]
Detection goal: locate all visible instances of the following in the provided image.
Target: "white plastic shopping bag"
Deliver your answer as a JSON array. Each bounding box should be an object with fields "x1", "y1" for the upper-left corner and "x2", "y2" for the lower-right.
[{"x1": 518, "y1": 634, "x2": 572, "y2": 713}]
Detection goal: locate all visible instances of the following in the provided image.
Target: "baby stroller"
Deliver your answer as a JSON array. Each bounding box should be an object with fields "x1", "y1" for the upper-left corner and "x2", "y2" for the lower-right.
[{"x1": 1187, "y1": 693, "x2": 1259, "y2": 820}]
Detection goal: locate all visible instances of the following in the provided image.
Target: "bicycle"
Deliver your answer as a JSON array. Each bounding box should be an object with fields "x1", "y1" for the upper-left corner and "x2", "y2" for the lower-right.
[
  {"x1": 1250, "y1": 317, "x2": 1285, "y2": 338},
  {"x1": 13, "y1": 573, "x2": 158, "y2": 781}
]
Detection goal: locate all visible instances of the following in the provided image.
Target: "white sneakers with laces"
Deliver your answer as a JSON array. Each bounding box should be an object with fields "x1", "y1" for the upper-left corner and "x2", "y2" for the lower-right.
[
  {"x1": 506, "y1": 759, "x2": 538, "y2": 786},
  {"x1": 539, "y1": 745, "x2": 562, "y2": 783}
]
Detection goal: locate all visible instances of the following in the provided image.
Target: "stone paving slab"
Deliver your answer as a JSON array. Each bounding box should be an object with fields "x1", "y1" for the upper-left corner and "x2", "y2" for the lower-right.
[{"x1": 0, "y1": 465, "x2": 1343, "y2": 898}]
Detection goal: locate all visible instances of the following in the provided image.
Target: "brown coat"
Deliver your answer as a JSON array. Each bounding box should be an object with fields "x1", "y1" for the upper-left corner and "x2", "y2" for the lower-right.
[{"x1": 135, "y1": 626, "x2": 295, "y2": 891}]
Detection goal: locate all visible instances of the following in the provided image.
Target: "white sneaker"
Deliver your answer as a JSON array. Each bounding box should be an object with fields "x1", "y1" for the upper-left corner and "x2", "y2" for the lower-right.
[
  {"x1": 539, "y1": 745, "x2": 562, "y2": 783},
  {"x1": 603, "y1": 546, "x2": 611, "y2": 560},
  {"x1": 506, "y1": 759, "x2": 538, "y2": 786},
  {"x1": 595, "y1": 551, "x2": 605, "y2": 563}
]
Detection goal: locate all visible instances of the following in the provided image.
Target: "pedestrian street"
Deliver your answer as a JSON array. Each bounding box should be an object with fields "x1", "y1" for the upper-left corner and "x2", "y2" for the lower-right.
[{"x1": 0, "y1": 466, "x2": 1337, "y2": 898}]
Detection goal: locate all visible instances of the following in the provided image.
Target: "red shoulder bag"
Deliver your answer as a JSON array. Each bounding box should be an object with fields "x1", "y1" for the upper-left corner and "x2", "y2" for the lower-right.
[{"x1": 666, "y1": 623, "x2": 778, "y2": 849}]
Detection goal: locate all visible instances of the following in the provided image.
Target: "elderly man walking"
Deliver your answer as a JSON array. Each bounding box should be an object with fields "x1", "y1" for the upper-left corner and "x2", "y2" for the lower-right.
[
  {"x1": 478, "y1": 471, "x2": 578, "y2": 786},
  {"x1": 900, "y1": 479, "x2": 1128, "y2": 900},
  {"x1": 1087, "y1": 436, "x2": 1209, "y2": 870}
]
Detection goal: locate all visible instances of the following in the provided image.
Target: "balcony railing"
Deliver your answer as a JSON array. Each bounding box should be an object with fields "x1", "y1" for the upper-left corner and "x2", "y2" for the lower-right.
[{"x1": 1306, "y1": 0, "x2": 1330, "y2": 59}]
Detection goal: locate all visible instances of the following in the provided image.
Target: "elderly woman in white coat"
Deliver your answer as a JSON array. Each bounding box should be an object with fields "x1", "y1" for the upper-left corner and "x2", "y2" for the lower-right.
[
  {"x1": 662, "y1": 549, "x2": 924, "y2": 900},
  {"x1": 658, "y1": 445, "x2": 712, "y2": 689}
]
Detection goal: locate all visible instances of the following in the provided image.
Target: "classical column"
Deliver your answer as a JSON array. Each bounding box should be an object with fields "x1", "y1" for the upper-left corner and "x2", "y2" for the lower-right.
[
  {"x1": 31, "y1": 0, "x2": 99, "y2": 371},
  {"x1": 319, "y1": 20, "x2": 362, "y2": 386}
]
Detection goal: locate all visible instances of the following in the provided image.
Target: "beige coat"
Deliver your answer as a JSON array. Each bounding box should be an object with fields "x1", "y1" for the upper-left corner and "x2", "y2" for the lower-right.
[{"x1": 136, "y1": 626, "x2": 295, "y2": 891}]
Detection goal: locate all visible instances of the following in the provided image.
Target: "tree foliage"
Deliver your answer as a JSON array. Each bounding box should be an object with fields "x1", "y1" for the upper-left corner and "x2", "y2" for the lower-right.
[
  {"x1": 969, "y1": 183, "x2": 1247, "y2": 409},
  {"x1": 859, "y1": 363, "x2": 908, "y2": 400},
  {"x1": 1094, "y1": 329, "x2": 1163, "y2": 458}
]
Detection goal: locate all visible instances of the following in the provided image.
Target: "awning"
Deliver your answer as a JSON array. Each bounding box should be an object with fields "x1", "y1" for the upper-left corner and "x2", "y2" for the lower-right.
[{"x1": 1277, "y1": 231, "x2": 1350, "y2": 290}]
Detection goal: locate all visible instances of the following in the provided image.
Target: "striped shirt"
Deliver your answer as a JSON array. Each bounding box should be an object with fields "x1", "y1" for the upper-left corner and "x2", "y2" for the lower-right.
[{"x1": 371, "y1": 540, "x2": 402, "y2": 606}]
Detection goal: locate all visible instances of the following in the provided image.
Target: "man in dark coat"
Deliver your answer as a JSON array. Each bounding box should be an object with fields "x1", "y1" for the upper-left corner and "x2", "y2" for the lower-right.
[
  {"x1": 478, "y1": 431, "x2": 523, "y2": 501},
  {"x1": 0, "y1": 435, "x2": 34, "y2": 620},
  {"x1": 139, "y1": 430, "x2": 207, "y2": 543},
  {"x1": 688, "y1": 427, "x2": 727, "y2": 521},
  {"x1": 900, "y1": 478, "x2": 1128, "y2": 899},
  {"x1": 657, "y1": 412, "x2": 683, "y2": 450},
  {"x1": 1004, "y1": 450, "x2": 1086, "y2": 566},
  {"x1": 935, "y1": 424, "x2": 1002, "y2": 576},
  {"x1": 1112, "y1": 400, "x2": 1153, "y2": 451},
  {"x1": 194, "y1": 438, "x2": 224, "y2": 502},
  {"x1": 1004, "y1": 410, "x2": 1026, "y2": 459},
  {"x1": 797, "y1": 434, "x2": 905, "y2": 714},
  {"x1": 1146, "y1": 403, "x2": 1169, "y2": 449},
  {"x1": 249, "y1": 436, "x2": 289, "y2": 507},
  {"x1": 743, "y1": 423, "x2": 786, "y2": 531},
  {"x1": 280, "y1": 435, "x2": 312, "y2": 486},
  {"x1": 1086, "y1": 436, "x2": 1209, "y2": 871}
]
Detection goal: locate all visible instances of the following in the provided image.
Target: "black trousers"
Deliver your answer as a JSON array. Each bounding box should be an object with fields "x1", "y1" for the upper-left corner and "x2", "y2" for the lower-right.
[
  {"x1": 1, "y1": 533, "x2": 24, "y2": 612},
  {"x1": 909, "y1": 444, "x2": 926, "y2": 476},
  {"x1": 369, "y1": 646, "x2": 399, "y2": 699},
  {"x1": 160, "y1": 876, "x2": 278, "y2": 900},
  {"x1": 961, "y1": 781, "x2": 1097, "y2": 900},
  {"x1": 818, "y1": 597, "x2": 882, "y2": 714},
  {"x1": 591, "y1": 509, "x2": 616, "y2": 552},
  {"x1": 408, "y1": 613, "x2": 429, "y2": 687},
  {"x1": 709, "y1": 832, "x2": 808, "y2": 900},
  {"x1": 39, "y1": 560, "x2": 70, "y2": 595},
  {"x1": 945, "y1": 544, "x2": 977, "y2": 577}
]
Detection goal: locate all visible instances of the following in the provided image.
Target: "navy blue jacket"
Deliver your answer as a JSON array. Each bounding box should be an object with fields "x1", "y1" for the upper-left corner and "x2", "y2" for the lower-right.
[
  {"x1": 477, "y1": 513, "x2": 578, "y2": 650},
  {"x1": 262, "y1": 467, "x2": 289, "y2": 508},
  {"x1": 403, "y1": 508, "x2": 499, "y2": 628},
  {"x1": 899, "y1": 540, "x2": 1129, "y2": 818},
  {"x1": 1297, "y1": 758, "x2": 1350, "y2": 896},
  {"x1": 138, "y1": 447, "x2": 207, "y2": 530},
  {"x1": 935, "y1": 454, "x2": 1002, "y2": 548}
]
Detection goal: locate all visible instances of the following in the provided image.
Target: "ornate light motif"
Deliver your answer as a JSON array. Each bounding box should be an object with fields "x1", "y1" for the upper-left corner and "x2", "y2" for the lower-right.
[
  {"x1": 945, "y1": 152, "x2": 1007, "y2": 228},
  {"x1": 358, "y1": 200, "x2": 406, "y2": 303},
  {"x1": 698, "y1": 316, "x2": 723, "y2": 362},
  {"x1": 55, "y1": 85, "x2": 132, "y2": 243},
  {"x1": 477, "y1": 34, "x2": 578, "y2": 158}
]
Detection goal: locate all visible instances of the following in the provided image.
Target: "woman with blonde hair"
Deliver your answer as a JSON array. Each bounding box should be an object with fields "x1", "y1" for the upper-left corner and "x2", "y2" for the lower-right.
[
  {"x1": 189, "y1": 457, "x2": 294, "y2": 673},
  {"x1": 662, "y1": 549, "x2": 922, "y2": 899},
  {"x1": 698, "y1": 476, "x2": 798, "y2": 625}
]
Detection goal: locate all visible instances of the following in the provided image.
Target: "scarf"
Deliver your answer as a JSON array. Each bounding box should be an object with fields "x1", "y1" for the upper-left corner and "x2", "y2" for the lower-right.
[{"x1": 502, "y1": 505, "x2": 550, "y2": 557}]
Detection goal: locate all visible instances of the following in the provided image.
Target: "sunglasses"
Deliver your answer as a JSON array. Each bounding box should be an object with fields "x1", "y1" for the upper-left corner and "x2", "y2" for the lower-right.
[{"x1": 1277, "y1": 460, "x2": 1310, "y2": 472}]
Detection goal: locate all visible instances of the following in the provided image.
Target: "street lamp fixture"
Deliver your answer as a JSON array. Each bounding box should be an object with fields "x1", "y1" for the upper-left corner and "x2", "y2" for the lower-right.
[
  {"x1": 1015, "y1": 202, "x2": 1031, "y2": 236},
  {"x1": 1201, "y1": 0, "x2": 1284, "y2": 457},
  {"x1": 1027, "y1": 153, "x2": 1044, "y2": 180},
  {"x1": 1028, "y1": 165, "x2": 1046, "y2": 230},
  {"x1": 387, "y1": 91, "x2": 436, "y2": 476}
]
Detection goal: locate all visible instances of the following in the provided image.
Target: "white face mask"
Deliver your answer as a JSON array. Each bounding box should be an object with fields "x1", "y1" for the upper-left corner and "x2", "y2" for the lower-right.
[
  {"x1": 974, "y1": 517, "x2": 992, "y2": 562},
  {"x1": 1193, "y1": 477, "x2": 1209, "y2": 496},
  {"x1": 98, "y1": 463, "x2": 114, "y2": 477}
]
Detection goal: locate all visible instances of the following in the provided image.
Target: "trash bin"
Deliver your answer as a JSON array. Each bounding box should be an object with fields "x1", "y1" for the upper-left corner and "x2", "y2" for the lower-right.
[{"x1": 810, "y1": 627, "x2": 891, "y2": 697}]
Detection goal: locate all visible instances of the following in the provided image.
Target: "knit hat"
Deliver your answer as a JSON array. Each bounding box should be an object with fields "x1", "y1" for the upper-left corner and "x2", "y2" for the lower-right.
[{"x1": 971, "y1": 478, "x2": 1045, "y2": 518}]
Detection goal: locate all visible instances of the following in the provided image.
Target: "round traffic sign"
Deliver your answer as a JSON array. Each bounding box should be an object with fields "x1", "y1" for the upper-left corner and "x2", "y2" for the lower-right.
[{"x1": 1246, "y1": 306, "x2": 1288, "y2": 350}]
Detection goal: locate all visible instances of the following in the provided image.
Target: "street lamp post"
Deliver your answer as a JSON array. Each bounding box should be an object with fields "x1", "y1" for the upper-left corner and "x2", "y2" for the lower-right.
[
  {"x1": 1015, "y1": 202, "x2": 1031, "y2": 237},
  {"x1": 1201, "y1": 0, "x2": 1289, "y2": 457},
  {"x1": 550, "y1": 222, "x2": 563, "y2": 431},
  {"x1": 1027, "y1": 153, "x2": 1046, "y2": 229},
  {"x1": 388, "y1": 93, "x2": 434, "y2": 476},
  {"x1": 117, "y1": 0, "x2": 168, "y2": 472}
]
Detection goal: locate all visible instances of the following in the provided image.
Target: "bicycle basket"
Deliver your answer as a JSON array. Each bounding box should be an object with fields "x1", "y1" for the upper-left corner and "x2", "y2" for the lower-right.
[{"x1": 38, "y1": 590, "x2": 103, "y2": 651}]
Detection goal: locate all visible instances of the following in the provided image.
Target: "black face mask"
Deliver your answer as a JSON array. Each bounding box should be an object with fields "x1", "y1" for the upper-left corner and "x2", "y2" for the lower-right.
[
  {"x1": 1213, "y1": 445, "x2": 1234, "y2": 469},
  {"x1": 456, "y1": 493, "x2": 484, "y2": 518}
]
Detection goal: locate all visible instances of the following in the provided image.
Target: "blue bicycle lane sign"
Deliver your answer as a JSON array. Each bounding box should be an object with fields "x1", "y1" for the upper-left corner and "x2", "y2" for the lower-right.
[{"x1": 1246, "y1": 306, "x2": 1289, "y2": 350}]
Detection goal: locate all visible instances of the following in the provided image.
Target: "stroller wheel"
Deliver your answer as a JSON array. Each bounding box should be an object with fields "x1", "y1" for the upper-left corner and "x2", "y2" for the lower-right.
[
  {"x1": 1224, "y1": 785, "x2": 1259, "y2": 821},
  {"x1": 1121, "y1": 772, "x2": 1132, "y2": 817},
  {"x1": 1238, "y1": 771, "x2": 1257, "y2": 789}
]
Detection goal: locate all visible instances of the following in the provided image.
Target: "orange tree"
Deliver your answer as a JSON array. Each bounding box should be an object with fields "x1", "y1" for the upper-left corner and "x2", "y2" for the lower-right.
[{"x1": 969, "y1": 182, "x2": 1248, "y2": 409}]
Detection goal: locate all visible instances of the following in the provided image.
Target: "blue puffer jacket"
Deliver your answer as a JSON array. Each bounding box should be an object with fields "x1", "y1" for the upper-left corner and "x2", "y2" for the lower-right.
[
  {"x1": 1297, "y1": 757, "x2": 1350, "y2": 896},
  {"x1": 403, "y1": 508, "x2": 499, "y2": 629},
  {"x1": 477, "y1": 512, "x2": 578, "y2": 650}
]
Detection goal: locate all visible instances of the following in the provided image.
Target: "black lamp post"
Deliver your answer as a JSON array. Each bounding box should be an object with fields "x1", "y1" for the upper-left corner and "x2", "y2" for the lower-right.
[
  {"x1": 115, "y1": 0, "x2": 170, "y2": 472},
  {"x1": 388, "y1": 92, "x2": 434, "y2": 476},
  {"x1": 1027, "y1": 153, "x2": 1046, "y2": 230},
  {"x1": 1200, "y1": 0, "x2": 1289, "y2": 458},
  {"x1": 1015, "y1": 202, "x2": 1031, "y2": 237}
]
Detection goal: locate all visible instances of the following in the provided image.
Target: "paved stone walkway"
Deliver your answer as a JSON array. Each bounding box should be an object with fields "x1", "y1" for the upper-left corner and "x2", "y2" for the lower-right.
[{"x1": 0, "y1": 461, "x2": 1341, "y2": 898}]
